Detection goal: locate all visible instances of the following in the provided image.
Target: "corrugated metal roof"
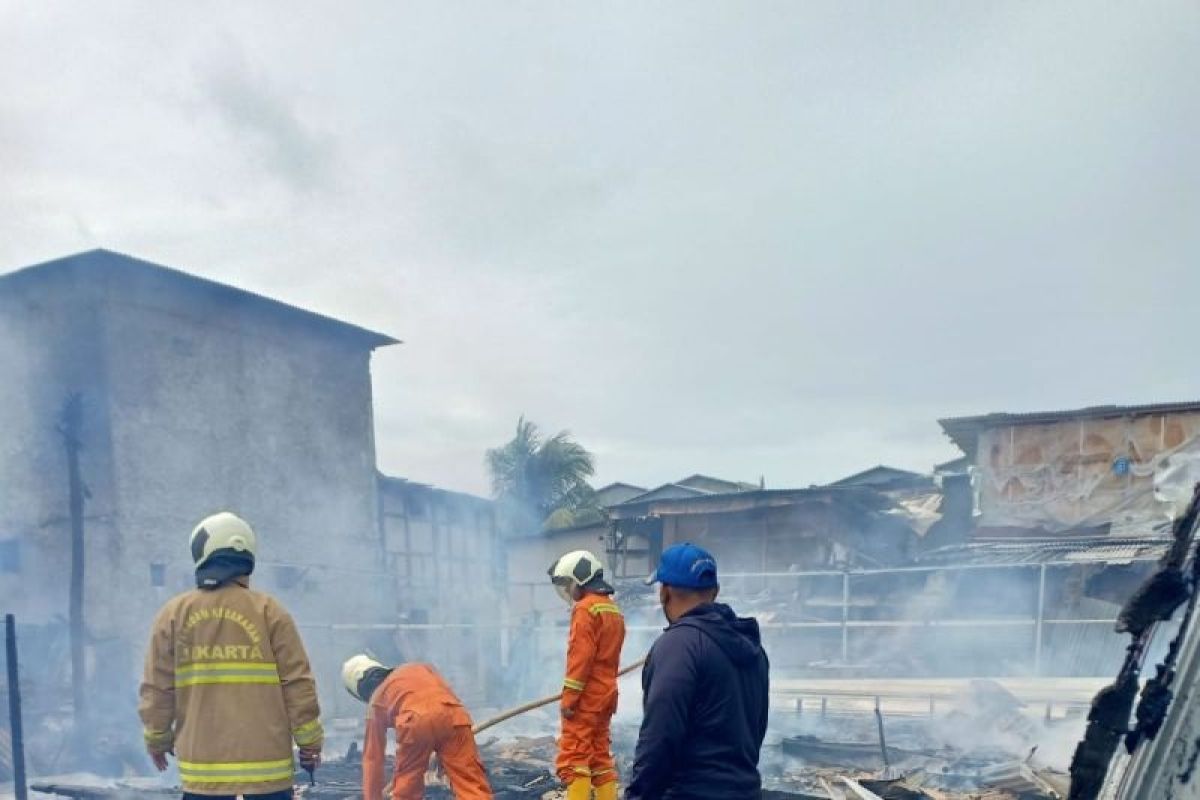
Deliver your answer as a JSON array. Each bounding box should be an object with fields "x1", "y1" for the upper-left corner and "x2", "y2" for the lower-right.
[
  {"x1": 917, "y1": 534, "x2": 1171, "y2": 567},
  {"x1": 675, "y1": 474, "x2": 759, "y2": 492},
  {"x1": 617, "y1": 483, "x2": 712, "y2": 505},
  {"x1": 609, "y1": 485, "x2": 890, "y2": 521},
  {"x1": 938, "y1": 401, "x2": 1200, "y2": 458}
]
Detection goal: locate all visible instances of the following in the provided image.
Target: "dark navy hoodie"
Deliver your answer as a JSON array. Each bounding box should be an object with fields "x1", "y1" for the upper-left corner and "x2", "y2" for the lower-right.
[{"x1": 626, "y1": 602, "x2": 770, "y2": 800}]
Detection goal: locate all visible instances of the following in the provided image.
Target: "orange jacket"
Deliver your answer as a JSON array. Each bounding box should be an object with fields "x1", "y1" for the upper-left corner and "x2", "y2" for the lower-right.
[
  {"x1": 362, "y1": 663, "x2": 473, "y2": 800},
  {"x1": 562, "y1": 593, "x2": 626, "y2": 715}
]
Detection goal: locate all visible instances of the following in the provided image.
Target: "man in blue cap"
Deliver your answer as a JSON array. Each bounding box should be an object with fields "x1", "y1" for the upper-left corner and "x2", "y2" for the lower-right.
[{"x1": 625, "y1": 543, "x2": 770, "y2": 800}]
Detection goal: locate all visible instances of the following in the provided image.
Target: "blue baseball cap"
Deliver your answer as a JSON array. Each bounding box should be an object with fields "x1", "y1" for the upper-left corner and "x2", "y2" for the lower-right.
[{"x1": 646, "y1": 542, "x2": 719, "y2": 589}]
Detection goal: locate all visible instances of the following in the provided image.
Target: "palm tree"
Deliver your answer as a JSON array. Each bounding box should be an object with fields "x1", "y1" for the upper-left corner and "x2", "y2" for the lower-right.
[{"x1": 486, "y1": 416, "x2": 597, "y2": 531}]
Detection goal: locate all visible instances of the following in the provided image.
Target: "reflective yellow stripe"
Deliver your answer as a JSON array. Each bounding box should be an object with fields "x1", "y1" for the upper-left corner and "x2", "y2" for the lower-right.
[
  {"x1": 588, "y1": 604, "x2": 622, "y2": 616},
  {"x1": 175, "y1": 661, "x2": 280, "y2": 687},
  {"x1": 178, "y1": 758, "x2": 294, "y2": 784},
  {"x1": 563, "y1": 678, "x2": 586, "y2": 691},
  {"x1": 179, "y1": 758, "x2": 295, "y2": 771},
  {"x1": 571, "y1": 766, "x2": 592, "y2": 775},
  {"x1": 293, "y1": 718, "x2": 323, "y2": 746},
  {"x1": 176, "y1": 674, "x2": 281, "y2": 687}
]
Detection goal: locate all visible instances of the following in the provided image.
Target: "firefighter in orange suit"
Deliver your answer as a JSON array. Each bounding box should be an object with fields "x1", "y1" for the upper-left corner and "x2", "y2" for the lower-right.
[
  {"x1": 139, "y1": 512, "x2": 323, "y2": 800},
  {"x1": 342, "y1": 655, "x2": 492, "y2": 800},
  {"x1": 548, "y1": 551, "x2": 627, "y2": 800}
]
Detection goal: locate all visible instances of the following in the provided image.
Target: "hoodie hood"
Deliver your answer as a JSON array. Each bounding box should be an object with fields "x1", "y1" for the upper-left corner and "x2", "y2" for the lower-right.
[
  {"x1": 196, "y1": 550, "x2": 255, "y2": 589},
  {"x1": 673, "y1": 602, "x2": 764, "y2": 666}
]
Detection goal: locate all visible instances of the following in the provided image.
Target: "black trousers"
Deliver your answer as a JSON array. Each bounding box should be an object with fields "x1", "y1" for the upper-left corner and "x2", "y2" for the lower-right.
[{"x1": 183, "y1": 791, "x2": 293, "y2": 800}]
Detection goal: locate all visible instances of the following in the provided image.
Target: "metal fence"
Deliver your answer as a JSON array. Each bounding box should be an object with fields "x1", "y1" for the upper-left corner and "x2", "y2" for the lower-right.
[
  {"x1": 442, "y1": 561, "x2": 1147, "y2": 673},
  {"x1": 294, "y1": 558, "x2": 1156, "y2": 708}
]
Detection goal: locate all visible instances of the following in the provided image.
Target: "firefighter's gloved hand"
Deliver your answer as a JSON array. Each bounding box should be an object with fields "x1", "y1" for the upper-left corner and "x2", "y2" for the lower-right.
[
  {"x1": 561, "y1": 706, "x2": 576, "y2": 720},
  {"x1": 299, "y1": 747, "x2": 322, "y2": 771},
  {"x1": 147, "y1": 748, "x2": 171, "y2": 772}
]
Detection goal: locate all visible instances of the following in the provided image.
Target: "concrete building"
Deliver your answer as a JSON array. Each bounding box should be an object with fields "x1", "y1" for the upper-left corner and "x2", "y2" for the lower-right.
[{"x1": 0, "y1": 250, "x2": 482, "y2": 737}]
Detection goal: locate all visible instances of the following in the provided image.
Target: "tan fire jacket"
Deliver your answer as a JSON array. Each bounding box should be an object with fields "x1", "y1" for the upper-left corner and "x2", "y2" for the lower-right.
[{"x1": 138, "y1": 577, "x2": 323, "y2": 796}]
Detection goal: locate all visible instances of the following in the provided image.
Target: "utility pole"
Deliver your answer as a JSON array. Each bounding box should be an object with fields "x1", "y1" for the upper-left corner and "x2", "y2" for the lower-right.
[
  {"x1": 6, "y1": 614, "x2": 28, "y2": 800},
  {"x1": 57, "y1": 394, "x2": 87, "y2": 741}
]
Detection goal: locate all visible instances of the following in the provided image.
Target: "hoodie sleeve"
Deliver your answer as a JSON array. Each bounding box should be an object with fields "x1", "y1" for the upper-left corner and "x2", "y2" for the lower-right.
[
  {"x1": 625, "y1": 628, "x2": 700, "y2": 800},
  {"x1": 755, "y1": 650, "x2": 770, "y2": 748}
]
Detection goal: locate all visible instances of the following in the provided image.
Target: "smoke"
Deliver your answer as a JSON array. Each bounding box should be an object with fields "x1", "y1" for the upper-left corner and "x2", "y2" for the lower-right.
[
  {"x1": 0, "y1": 259, "x2": 406, "y2": 778},
  {"x1": 0, "y1": 258, "x2": 1157, "y2": 788}
]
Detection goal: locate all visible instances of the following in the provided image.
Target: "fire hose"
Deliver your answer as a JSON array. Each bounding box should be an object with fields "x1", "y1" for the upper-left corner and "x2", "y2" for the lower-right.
[{"x1": 472, "y1": 657, "x2": 647, "y2": 736}]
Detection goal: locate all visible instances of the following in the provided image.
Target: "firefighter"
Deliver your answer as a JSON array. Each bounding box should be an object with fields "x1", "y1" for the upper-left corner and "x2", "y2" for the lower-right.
[
  {"x1": 342, "y1": 654, "x2": 492, "y2": 800},
  {"x1": 547, "y1": 550, "x2": 626, "y2": 800},
  {"x1": 139, "y1": 512, "x2": 323, "y2": 799}
]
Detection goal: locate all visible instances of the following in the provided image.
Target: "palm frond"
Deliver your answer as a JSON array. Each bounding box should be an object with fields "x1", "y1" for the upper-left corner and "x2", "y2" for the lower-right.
[{"x1": 485, "y1": 417, "x2": 598, "y2": 533}]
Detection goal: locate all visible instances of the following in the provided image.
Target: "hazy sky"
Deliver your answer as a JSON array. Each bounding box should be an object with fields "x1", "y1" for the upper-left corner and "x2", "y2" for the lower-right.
[{"x1": 2, "y1": 2, "x2": 1197, "y2": 495}]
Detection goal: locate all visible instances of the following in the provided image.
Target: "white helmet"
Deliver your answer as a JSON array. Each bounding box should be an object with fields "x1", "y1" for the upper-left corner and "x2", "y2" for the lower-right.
[
  {"x1": 548, "y1": 550, "x2": 613, "y2": 605},
  {"x1": 190, "y1": 512, "x2": 257, "y2": 568},
  {"x1": 342, "y1": 654, "x2": 385, "y2": 701}
]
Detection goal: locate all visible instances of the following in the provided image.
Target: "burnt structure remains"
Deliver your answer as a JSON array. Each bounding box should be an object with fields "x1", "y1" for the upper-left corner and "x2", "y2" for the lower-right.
[{"x1": 4, "y1": 250, "x2": 1198, "y2": 797}]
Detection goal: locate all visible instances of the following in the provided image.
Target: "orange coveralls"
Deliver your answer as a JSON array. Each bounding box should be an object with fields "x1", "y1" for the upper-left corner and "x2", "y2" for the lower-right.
[
  {"x1": 362, "y1": 663, "x2": 492, "y2": 800},
  {"x1": 558, "y1": 592, "x2": 626, "y2": 787}
]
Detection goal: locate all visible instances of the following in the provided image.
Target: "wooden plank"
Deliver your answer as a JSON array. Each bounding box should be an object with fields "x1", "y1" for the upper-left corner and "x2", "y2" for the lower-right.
[{"x1": 838, "y1": 777, "x2": 884, "y2": 800}]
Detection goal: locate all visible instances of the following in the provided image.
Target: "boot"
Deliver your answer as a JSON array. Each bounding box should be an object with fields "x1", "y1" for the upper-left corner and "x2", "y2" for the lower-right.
[
  {"x1": 594, "y1": 780, "x2": 619, "y2": 800},
  {"x1": 565, "y1": 777, "x2": 592, "y2": 800}
]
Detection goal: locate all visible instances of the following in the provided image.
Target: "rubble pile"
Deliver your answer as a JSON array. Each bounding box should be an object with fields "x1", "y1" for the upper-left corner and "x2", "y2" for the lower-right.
[
  {"x1": 29, "y1": 678, "x2": 1075, "y2": 800},
  {"x1": 292, "y1": 739, "x2": 557, "y2": 800},
  {"x1": 762, "y1": 683, "x2": 1073, "y2": 799}
]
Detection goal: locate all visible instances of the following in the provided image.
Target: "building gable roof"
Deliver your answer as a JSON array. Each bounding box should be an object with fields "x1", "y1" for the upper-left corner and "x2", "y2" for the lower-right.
[
  {"x1": 674, "y1": 474, "x2": 758, "y2": 493},
  {"x1": 828, "y1": 465, "x2": 932, "y2": 489},
  {"x1": 609, "y1": 484, "x2": 894, "y2": 520},
  {"x1": 593, "y1": 482, "x2": 649, "y2": 508},
  {"x1": 618, "y1": 483, "x2": 711, "y2": 505},
  {"x1": 1, "y1": 249, "x2": 400, "y2": 350}
]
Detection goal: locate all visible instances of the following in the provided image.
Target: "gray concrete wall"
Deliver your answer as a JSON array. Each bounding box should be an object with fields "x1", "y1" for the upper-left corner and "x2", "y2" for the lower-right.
[
  {"x1": 0, "y1": 266, "x2": 128, "y2": 751},
  {"x1": 0, "y1": 269, "x2": 119, "y2": 628},
  {"x1": 99, "y1": 267, "x2": 390, "y2": 720},
  {"x1": 0, "y1": 255, "x2": 393, "y2": 735}
]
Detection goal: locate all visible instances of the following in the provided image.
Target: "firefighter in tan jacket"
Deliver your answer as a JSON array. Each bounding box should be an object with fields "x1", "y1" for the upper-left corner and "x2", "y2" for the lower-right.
[{"x1": 139, "y1": 512, "x2": 323, "y2": 799}]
